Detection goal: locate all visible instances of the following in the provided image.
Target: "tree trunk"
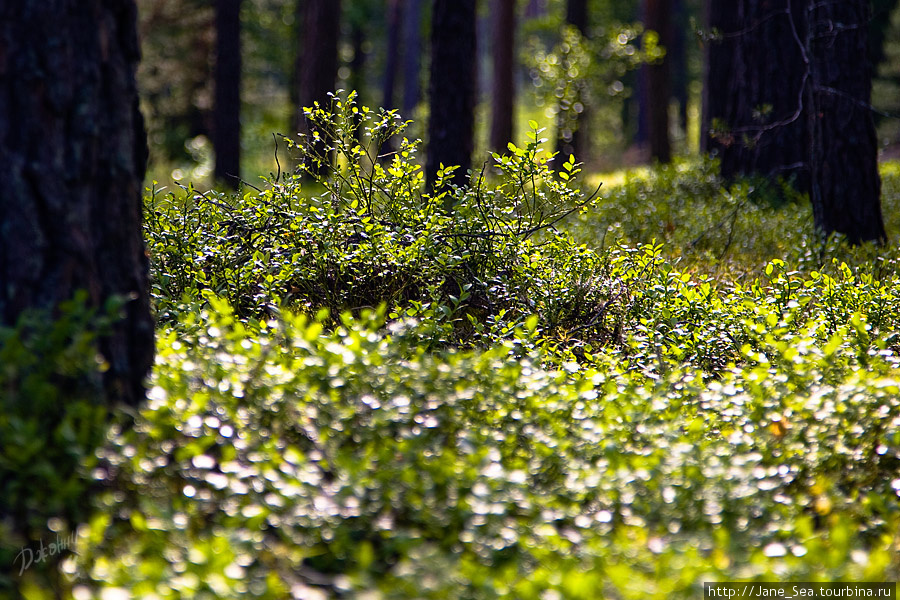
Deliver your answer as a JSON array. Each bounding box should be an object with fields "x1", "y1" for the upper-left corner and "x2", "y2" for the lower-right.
[
  {"x1": 808, "y1": 0, "x2": 886, "y2": 243},
  {"x1": 643, "y1": 0, "x2": 672, "y2": 163},
  {"x1": 701, "y1": 0, "x2": 731, "y2": 154},
  {"x1": 214, "y1": 0, "x2": 242, "y2": 188},
  {"x1": 402, "y1": 0, "x2": 423, "y2": 116},
  {"x1": 291, "y1": 0, "x2": 306, "y2": 136},
  {"x1": 426, "y1": 0, "x2": 477, "y2": 189},
  {"x1": 383, "y1": 0, "x2": 403, "y2": 110},
  {"x1": 555, "y1": 0, "x2": 589, "y2": 163},
  {"x1": 704, "y1": 0, "x2": 810, "y2": 192},
  {"x1": 490, "y1": 0, "x2": 516, "y2": 153},
  {"x1": 0, "y1": 0, "x2": 153, "y2": 406},
  {"x1": 297, "y1": 0, "x2": 341, "y2": 176},
  {"x1": 671, "y1": 0, "x2": 689, "y2": 133}
]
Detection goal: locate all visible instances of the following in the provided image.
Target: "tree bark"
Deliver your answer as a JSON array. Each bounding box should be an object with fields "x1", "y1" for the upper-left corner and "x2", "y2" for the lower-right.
[
  {"x1": 426, "y1": 0, "x2": 477, "y2": 189},
  {"x1": 643, "y1": 0, "x2": 672, "y2": 163},
  {"x1": 555, "y1": 0, "x2": 589, "y2": 163},
  {"x1": 214, "y1": 0, "x2": 242, "y2": 188},
  {"x1": 808, "y1": 0, "x2": 886, "y2": 243},
  {"x1": 0, "y1": 0, "x2": 153, "y2": 406},
  {"x1": 490, "y1": 0, "x2": 516, "y2": 153}
]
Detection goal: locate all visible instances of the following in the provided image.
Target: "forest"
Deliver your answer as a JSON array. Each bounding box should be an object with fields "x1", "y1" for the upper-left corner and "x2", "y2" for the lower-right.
[{"x1": 1, "y1": 0, "x2": 900, "y2": 598}]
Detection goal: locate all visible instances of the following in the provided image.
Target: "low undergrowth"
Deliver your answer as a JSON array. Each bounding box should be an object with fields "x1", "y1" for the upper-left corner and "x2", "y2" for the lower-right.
[{"x1": 7, "y1": 97, "x2": 900, "y2": 597}]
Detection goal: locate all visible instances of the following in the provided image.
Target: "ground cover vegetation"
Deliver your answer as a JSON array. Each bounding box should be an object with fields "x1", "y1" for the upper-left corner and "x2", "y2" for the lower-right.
[{"x1": 4, "y1": 100, "x2": 900, "y2": 598}]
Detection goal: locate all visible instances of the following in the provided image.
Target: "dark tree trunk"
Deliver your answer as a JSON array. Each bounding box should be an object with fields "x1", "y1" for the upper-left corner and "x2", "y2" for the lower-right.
[
  {"x1": 555, "y1": 0, "x2": 589, "y2": 163},
  {"x1": 704, "y1": 0, "x2": 810, "y2": 192},
  {"x1": 383, "y1": 0, "x2": 403, "y2": 110},
  {"x1": 0, "y1": 0, "x2": 153, "y2": 406},
  {"x1": 349, "y1": 24, "x2": 368, "y2": 104},
  {"x1": 643, "y1": 0, "x2": 672, "y2": 163},
  {"x1": 297, "y1": 0, "x2": 341, "y2": 176},
  {"x1": 291, "y1": 0, "x2": 306, "y2": 136},
  {"x1": 807, "y1": 0, "x2": 886, "y2": 243},
  {"x1": 490, "y1": 0, "x2": 516, "y2": 153},
  {"x1": 214, "y1": 0, "x2": 242, "y2": 188},
  {"x1": 671, "y1": 0, "x2": 689, "y2": 133},
  {"x1": 701, "y1": 0, "x2": 730, "y2": 154},
  {"x1": 426, "y1": 0, "x2": 477, "y2": 189},
  {"x1": 402, "y1": 0, "x2": 423, "y2": 116}
]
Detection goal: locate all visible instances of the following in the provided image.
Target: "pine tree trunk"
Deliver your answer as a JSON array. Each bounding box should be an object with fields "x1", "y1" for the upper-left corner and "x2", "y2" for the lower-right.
[
  {"x1": 297, "y1": 0, "x2": 341, "y2": 176},
  {"x1": 704, "y1": 0, "x2": 810, "y2": 192},
  {"x1": 808, "y1": 0, "x2": 886, "y2": 243},
  {"x1": 643, "y1": 0, "x2": 672, "y2": 163},
  {"x1": 383, "y1": 0, "x2": 403, "y2": 110},
  {"x1": 402, "y1": 0, "x2": 424, "y2": 116},
  {"x1": 671, "y1": 0, "x2": 689, "y2": 133},
  {"x1": 490, "y1": 0, "x2": 516, "y2": 153},
  {"x1": 0, "y1": 0, "x2": 153, "y2": 406},
  {"x1": 214, "y1": 0, "x2": 242, "y2": 188},
  {"x1": 426, "y1": 0, "x2": 477, "y2": 189},
  {"x1": 555, "y1": 0, "x2": 589, "y2": 164}
]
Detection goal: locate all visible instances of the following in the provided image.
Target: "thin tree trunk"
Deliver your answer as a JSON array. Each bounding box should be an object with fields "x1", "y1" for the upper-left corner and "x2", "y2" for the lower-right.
[
  {"x1": 383, "y1": 0, "x2": 403, "y2": 110},
  {"x1": 298, "y1": 0, "x2": 341, "y2": 176},
  {"x1": 214, "y1": 0, "x2": 242, "y2": 188},
  {"x1": 0, "y1": 0, "x2": 153, "y2": 406},
  {"x1": 643, "y1": 0, "x2": 672, "y2": 163},
  {"x1": 671, "y1": 0, "x2": 689, "y2": 133},
  {"x1": 556, "y1": 0, "x2": 589, "y2": 163},
  {"x1": 490, "y1": 0, "x2": 516, "y2": 153},
  {"x1": 808, "y1": 0, "x2": 886, "y2": 243},
  {"x1": 426, "y1": 0, "x2": 477, "y2": 190},
  {"x1": 291, "y1": 0, "x2": 306, "y2": 136},
  {"x1": 402, "y1": 0, "x2": 423, "y2": 116}
]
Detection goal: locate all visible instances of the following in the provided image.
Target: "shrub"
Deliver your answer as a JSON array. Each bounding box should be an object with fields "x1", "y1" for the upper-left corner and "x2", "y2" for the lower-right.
[{"x1": 144, "y1": 92, "x2": 624, "y2": 354}]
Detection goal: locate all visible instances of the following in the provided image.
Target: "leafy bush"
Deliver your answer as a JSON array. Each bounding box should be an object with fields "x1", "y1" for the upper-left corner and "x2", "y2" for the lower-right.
[{"x1": 144, "y1": 92, "x2": 624, "y2": 354}]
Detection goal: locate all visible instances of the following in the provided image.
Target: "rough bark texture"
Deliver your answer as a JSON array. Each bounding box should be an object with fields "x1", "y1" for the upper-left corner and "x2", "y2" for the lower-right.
[
  {"x1": 426, "y1": 0, "x2": 477, "y2": 189},
  {"x1": 402, "y1": 0, "x2": 423, "y2": 116},
  {"x1": 297, "y1": 0, "x2": 341, "y2": 176},
  {"x1": 214, "y1": 0, "x2": 242, "y2": 188},
  {"x1": 489, "y1": 0, "x2": 516, "y2": 153},
  {"x1": 643, "y1": 0, "x2": 672, "y2": 163},
  {"x1": 555, "y1": 0, "x2": 589, "y2": 164},
  {"x1": 704, "y1": 0, "x2": 810, "y2": 192},
  {"x1": 808, "y1": 0, "x2": 886, "y2": 243},
  {"x1": 0, "y1": 0, "x2": 153, "y2": 406}
]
